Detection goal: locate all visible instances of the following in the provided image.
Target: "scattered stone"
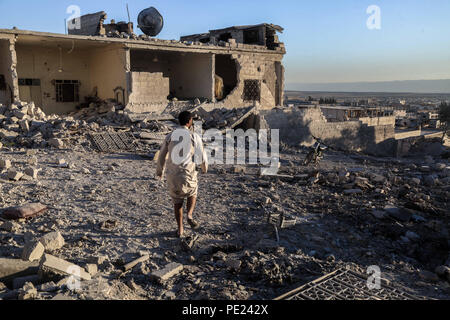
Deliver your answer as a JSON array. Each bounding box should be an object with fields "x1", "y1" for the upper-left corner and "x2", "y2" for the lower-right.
[
  {"x1": 48, "y1": 138, "x2": 64, "y2": 149},
  {"x1": 225, "y1": 259, "x2": 242, "y2": 271},
  {"x1": 38, "y1": 254, "x2": 91, "y2": 281},
  {"x1": 24, "y1": 167, "x2": 39, "y2": 179},
  {"x1": 37, "y1": 281, "x2": 58, "y2": 292},
  {"x1": 18, "y1": 282, "x2": 38, "y2": 300},
  {"x1": 0, "y1": 258, "x2": 40, "y2": 280},
  {"x1": 7, "y1": 169, "x2": 24, "y2": 181},
  {"x1": 123, "y1": 254, "x2": 149, "y2": 271},
  {"x1": 1, "y1": 203, "x2": 48, "y2": 220},
  {"x1": 150, "y1": 262, "x2": 183, "y2": 282},
  {"x1": 13, "y1": 275, "x2": 40, "y2": 290},
  {"x1": 0, "y1": 159, "x2": 11, "y2": 169},
  {"x1": 21, "y1": 240, "x2": 45, "y2": 262},
  {"x1": 85, "y1": 264, "x2": 98, "y2": 276},
  {"x1": 88, "y1": 255, "x2": 108, "y2": 265},
  {"x1": 40, "y1": 231, "x2": 65, "y2": 252},
  {"x1": 0, "y1": 220, "x2": 20, "y2": 232}
]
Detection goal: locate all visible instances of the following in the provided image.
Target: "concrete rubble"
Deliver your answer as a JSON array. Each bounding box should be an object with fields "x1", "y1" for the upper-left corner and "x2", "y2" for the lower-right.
[{"x1": 0, "y1": 7, "x2": 449, "y2": 302}]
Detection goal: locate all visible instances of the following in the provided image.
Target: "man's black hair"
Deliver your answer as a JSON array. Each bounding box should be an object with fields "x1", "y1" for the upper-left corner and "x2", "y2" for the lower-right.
[{"x1": 179, "y1": 111, "x2": 193, "y2": 126}]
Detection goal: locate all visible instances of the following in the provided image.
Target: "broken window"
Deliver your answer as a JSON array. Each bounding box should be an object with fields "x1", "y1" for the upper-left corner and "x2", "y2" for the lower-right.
[
  {"x1": 243, "y1": 80, "x2": 261, "y2": 102},
  {"x1": 54, "y1": 80, "x2": 80, "y2": 102},
  {"x1": 243, "y1": 29, "x2": 260, "y2": 45},
  {"x1": 199, "y1": 37, "x2": 210, "y2": 43}
]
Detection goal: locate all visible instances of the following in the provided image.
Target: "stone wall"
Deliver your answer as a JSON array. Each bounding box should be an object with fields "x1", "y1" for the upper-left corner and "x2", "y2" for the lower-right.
[
  {"x1": 127, "y1": 72, "x2": 169, "y2": 113},
  {"x1": 262, "y1": 107, "x2": 397, "y2": 156},
  {"x1": 219, "y1": 52, "x2": 284, "y2": 110}
]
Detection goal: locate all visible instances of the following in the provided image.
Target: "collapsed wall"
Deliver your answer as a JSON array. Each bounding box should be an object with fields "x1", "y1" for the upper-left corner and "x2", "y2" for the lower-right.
[
  {"x1": 0, "y1": 37, "x2": 19, "y2": 106},
  {"x1": 262, "y1": 107, "x2": 397, "y2": 157}
]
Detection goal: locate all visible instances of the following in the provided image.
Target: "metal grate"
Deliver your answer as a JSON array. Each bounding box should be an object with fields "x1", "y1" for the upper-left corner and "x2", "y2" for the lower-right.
[
  {"x1": 243, "y1": 80, "x2": 261, "y2": 102},
  {"x1": 275, "y1": 268, "x2": 423, "y2": 300},
  {"x1": 89, "y1": 132, "x2": 136, "y2": 152}
]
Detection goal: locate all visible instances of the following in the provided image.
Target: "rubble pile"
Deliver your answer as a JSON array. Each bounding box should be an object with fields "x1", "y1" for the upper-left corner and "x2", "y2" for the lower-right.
[
  {"x1": 0, "y1": 100, "x2": 176, "y2": 152},
  {"x1": 193, "y1": 106, "x2": 256, "y2": 130}
]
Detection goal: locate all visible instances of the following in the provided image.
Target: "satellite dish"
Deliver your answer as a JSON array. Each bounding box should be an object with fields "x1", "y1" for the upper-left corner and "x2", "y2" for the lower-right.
[{"x1": 138, "y1": 7, "x2": 164, "y2": 37}]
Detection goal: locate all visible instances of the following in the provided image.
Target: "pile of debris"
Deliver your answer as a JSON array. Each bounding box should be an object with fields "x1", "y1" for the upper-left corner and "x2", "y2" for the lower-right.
[
  {"x1": 193, "y1": 106, "x2": 261, "y2": 131},
  {"x1": 0, "y1": 100, "x2": 176, "y2": 152}
]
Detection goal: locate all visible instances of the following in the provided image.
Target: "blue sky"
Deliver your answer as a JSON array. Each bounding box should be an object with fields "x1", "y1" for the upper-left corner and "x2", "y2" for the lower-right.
[{"x1": 1, "y1": 0, "x2": 449, "y2": 87}]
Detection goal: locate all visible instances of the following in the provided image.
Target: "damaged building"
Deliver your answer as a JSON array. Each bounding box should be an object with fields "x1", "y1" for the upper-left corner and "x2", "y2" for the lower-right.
[{"x1": 0, "y1": 12, "x2": 285, "y2": 117}]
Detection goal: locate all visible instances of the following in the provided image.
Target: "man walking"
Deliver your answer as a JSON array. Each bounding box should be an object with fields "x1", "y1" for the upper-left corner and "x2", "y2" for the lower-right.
[{"x1": 156, "y1": 111, "x2": 208, "y2": 238}]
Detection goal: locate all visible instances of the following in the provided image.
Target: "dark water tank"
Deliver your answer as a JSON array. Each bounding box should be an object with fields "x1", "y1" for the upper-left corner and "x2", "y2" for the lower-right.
[{"x1": 137, "y1": 7, "x2": 164, "y2": 37}]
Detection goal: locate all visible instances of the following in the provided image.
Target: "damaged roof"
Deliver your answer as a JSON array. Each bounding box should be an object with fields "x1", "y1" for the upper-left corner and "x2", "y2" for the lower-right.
[{"x1": 182, "y1": 23, "x2": 284, "y2": 39}]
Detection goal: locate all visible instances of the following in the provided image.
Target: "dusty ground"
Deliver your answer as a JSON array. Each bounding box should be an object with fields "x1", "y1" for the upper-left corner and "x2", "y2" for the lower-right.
[{"x1": 0, "y1": 143, "x2": 449, "y2": 300}]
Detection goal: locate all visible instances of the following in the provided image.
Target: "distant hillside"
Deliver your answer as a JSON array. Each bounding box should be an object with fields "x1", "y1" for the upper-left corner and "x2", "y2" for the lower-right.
[{"x1": 286, "y1": 79, "x2": 450, "y2": 94}]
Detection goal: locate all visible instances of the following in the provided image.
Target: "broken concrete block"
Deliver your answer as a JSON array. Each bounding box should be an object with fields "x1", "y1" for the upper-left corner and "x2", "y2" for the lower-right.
[
  {"x1": 24, "y1": 167, "x2": 39, "y2": 179},
  {"x1": 88, "y1": 255, "x2": 108, "y2": 265},
  {"x1": 150, "y1": 262, "x2": 183, "y2": 282},
  {"x1": 38, "y1": 254, "x2": 91, "y2": 281},
  {"x1": 0, "y1": 258, "x2": 39, "y2": 281},
  {"x1": 0, "y1": 129, "x2": 19, "y2": 140},
  {"x1": 40, "y1": 231, "x2": 65, "y2": 252},
  {"x1": 21, "y1": 241, "x2": 45, "y2": 262},
  {"x1": 85, "y1": 264, "x2": 98, "y2": 276},
  {"x1": 18, "y1": 282, "x2": 38, "y2": 300},
  {"x1": 19, "y1": 119, "x2": 29, "y2": 132},
  {"x1": 123, "y1": 254, "x2": 150, "y2": 271},
  {"x1": 0, "y1": 159, "x2": 12, "y2": 169},
  {"x1": 13, "y1": 109, "x2": 26, "y2": 120},
  {"x1": 0, "y1": 220, "x2": 20, "y2": 232},
  {"x1": 1, "y1": 203, "x2": 48, "y2": 220},
  {"x1": 49, "y1": 138, "x2": 64, "y2": 149},
  {"x1": 7, "y1": 169, "x2": 24, "y2": 181},
  {"x1": 37, "y1": 281, "x2": 58, "y2": 292}
]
